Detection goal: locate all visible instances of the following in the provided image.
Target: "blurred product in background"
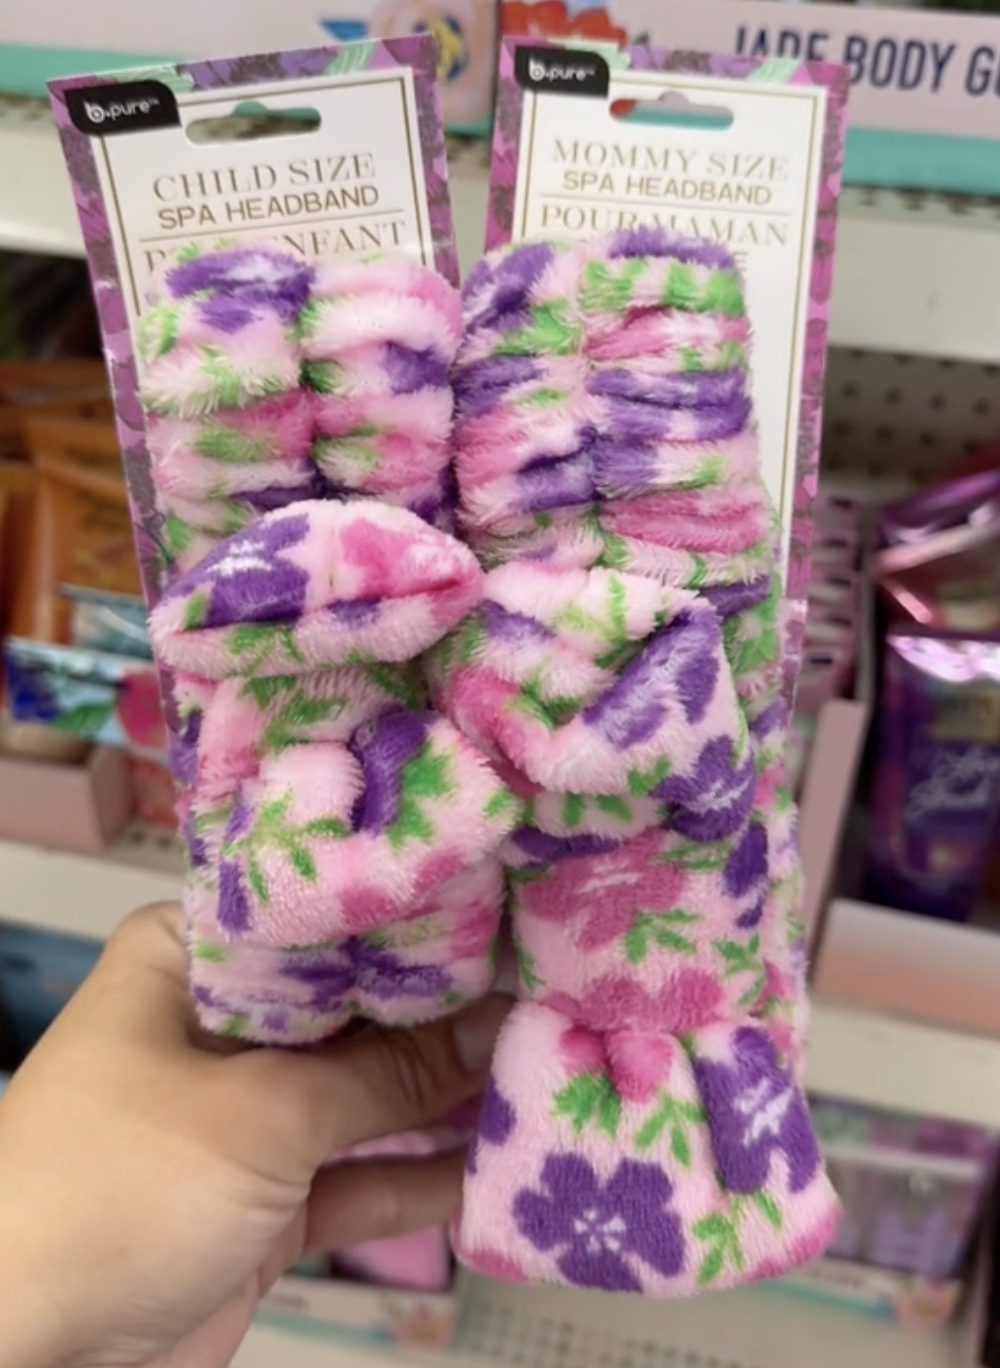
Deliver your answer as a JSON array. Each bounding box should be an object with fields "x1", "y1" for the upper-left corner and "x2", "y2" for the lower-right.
[{"x1": 790, "y1": 496, "x2": 864, "y2": 792}]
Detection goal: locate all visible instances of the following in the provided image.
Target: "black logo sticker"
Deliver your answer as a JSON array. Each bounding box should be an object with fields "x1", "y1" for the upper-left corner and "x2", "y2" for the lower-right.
[
  {"x1": 65, "y1": 80, "x2": 181, "y2": 137},
  {"x1": 514, "y1": 44, "x2": 610, "y2": 98}
]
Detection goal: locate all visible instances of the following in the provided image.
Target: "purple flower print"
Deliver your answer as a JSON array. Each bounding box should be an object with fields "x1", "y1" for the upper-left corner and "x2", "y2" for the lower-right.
[
  {"x1": 514, "y1": 1155, "x2": 685, "y2": 1292},
  {"x1": 283, "y1": 938, "x2": 452, "y2": 1009},
  {"x1": 383, "y1": 342, "x2": 450, "y2": 395},
  {"x1": 464, "y1": 240, "x2": 558, "y2": 333},
  {"x1": 468, "y1": 1076, "x2": 516, "y2": 1178},
  {"x1": 693, "y1": 1026, "x2": 820, "y2": 1195},
  {"x1": 479, "y1": 1076, "x2": 516, "y2": 1146},
  {"x1": 183, "y1": 813, "x2": 209, "y2": 871},
  {"x1": 454, "y1": 355, "x2": 541, "y2": 420},
  {"x1": 170, "y1": 708, "x2": 202, "y2": 788},
  {"x1": 349, "y1": 711, "x2": 430, "y2": 833},
  {"x1": 725, "y1": 823, "x2": 769, "y2": 934},
  {"x1": 481, "y1": 601, "x2": 555, "y2": 647},
  {"x1": 703, "y1": 576, "x2": 772, "y2": 621},
  {"x1": 167, "y1": 247, "x2": 314, "y2": 324},
  {"x1": 218, "y1": 859, "x2": 252, "y2": 932},
  {"x1": 584, "y1": 608, "x2": 721, "y2": 750},
  {"x1": 606, "y1": 225, "x2": 734, "y2": 270},
  {"x1": 510, "y1": 827, "x2": 621, "y2": 870},
  {"x1": 655, "y1": 737, "x2": 756, "y2": 841},
  {"x1": 169, "y1": 510, "x2": 310, "y2": 629}
]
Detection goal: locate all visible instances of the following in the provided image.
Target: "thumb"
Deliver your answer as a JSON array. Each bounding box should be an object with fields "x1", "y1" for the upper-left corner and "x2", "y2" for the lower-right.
[{"x1": 236, "y1": 993, "x2": 512, "y2": 1166}]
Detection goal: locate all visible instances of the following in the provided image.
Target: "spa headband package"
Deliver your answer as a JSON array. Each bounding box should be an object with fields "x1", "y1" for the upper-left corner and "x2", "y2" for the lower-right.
[
  {"x1": 46, "y1": 37, "x2": 520, "y2": 1049},
  {"x1": 486, "y1": 38, "x2": 849, "y2": 693}
]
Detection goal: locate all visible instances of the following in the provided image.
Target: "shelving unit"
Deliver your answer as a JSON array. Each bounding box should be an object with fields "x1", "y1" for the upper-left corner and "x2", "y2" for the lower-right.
[{"x1": 235, "y1": 1269, "x2": 964, "y2": 1368}]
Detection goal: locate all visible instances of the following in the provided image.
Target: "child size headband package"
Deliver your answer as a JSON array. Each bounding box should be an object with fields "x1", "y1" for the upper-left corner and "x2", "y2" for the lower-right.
[
  {"x1": 48, "y1": 39, "x2": 525, "y2": 1046},
  {"x1": 422, "y1": 42, "x2": 850, "y2": 1296}
]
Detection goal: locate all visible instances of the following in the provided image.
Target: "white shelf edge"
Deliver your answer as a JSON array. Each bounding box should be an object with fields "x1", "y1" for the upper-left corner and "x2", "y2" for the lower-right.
[
  {"x1": 0, "y1": 832, "x2": 182, "y2": 941},
  {"x1": 234, "y1": 1270, "x2": 963, "y2": 1368},
  {"x1": 808, "y1": 993, "x2": 1000, "y2": 1132},
  {"x1": 3, "y1": 106, "x2": 1000, "y2": 364}
]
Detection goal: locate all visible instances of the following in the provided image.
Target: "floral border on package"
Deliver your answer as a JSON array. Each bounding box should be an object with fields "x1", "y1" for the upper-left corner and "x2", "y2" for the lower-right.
[
  {"x1": 48, "y1": 37, "x2": 457, "y2": 620},
  {"x1": 488, "y1": 39, "x2": 849, "y2": 665}
]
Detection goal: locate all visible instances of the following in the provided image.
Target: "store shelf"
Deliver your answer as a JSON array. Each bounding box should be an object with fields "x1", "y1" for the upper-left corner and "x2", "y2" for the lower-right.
[
  {"x1": 0, "y1": 827, "x2": 182, "y2": 942},
  {"x1": 0, "y1": 100, "x2": 80, "y2": 257},
  {"x1": 4, "y1": 99, "x2": 1000, "y2": 363},
  {"x1": 234, "y1": 1270, "x2": 962, "y2": 1368}
]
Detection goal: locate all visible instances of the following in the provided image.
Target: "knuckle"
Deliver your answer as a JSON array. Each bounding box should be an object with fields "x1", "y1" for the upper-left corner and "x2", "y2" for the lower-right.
[{"x1": 379, "y1": 1023, "x2": 460, "y2": 1121}]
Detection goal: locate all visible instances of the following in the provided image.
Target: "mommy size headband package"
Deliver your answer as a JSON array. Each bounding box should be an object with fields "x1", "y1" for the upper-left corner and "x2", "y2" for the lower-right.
[{"x1": 421, "y1": 40, "x2": 849, "y2": 1296}]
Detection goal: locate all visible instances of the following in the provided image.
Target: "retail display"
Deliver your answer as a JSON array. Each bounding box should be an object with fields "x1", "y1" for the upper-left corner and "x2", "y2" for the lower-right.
[
  {"x1": 866, "y1": 628, "x2": 1000, "y2": 922},
  {"x1": 1, "y1": 17, "x2": 989, "y2": 1362}
]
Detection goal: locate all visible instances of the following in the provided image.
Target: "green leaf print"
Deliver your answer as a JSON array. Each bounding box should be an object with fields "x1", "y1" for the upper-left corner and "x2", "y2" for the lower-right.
[
  {"x1": 260, "y1": 692, "x2": 347, "y2": 753},
  {"x1": 625, "y1": 911, "x2": 700, "y2": 964},
  {"x1": 515, "y1": 940, "x2": 545, "y2": 992},
  {"x1": 290, "y1": 845, "x2": 317, "y2": 881},
  {"x1": 221, "y1": 1015, "x2": 248, "y2": 1039},
  {"x1": 635, "y1": 1092, "x2": 705, "y2": 1159},
  {"x1": 163, "y1": 511, "x2": 194, "y2": 559},
  {"x1": 671, "y1": 1126, "x2": 692, "y2": 1168},
  {"x1": 192, "y1": 941, "x2": 227, "y2": 963},
  {"x1": 627, "y1": 756, "x2": 671, "y2": 798},
  {"x1": 596, "y1": 795, "x2": 633, "y2": 823},
  {"x1": 223, "y1": 785, "x2": 352, "y2": 908},
  {"x1": 698, "y1": 1245, "x2": 725, "y2": 1287},
  {"x1": 247, "y1": 856, "x2": 269, "y2": 908},
  {"x1": 578, "y1": 258, "x2": 645, "y2": 313},
  {"x1": 752, "y1": 1191, "x2": 783, "y2": 1232},
  {"x1": 229, "y1": 623, "x2": 278, "y2": 672},
  {"x1": 497, "y1": 301, "x2": 583, "y2": 358},
  {"x1": 715, "y1": 933, "x2": 761, "y2": 978},
  {"x1": 553, "y1": 1072, "x2": 622, "y2": 1138},
  {"x1": 196, "y1": 423, "x2": 272, "y2": 465},
  {"x1": 693, "y1": 1200, "x2": 747, "y2": 1285},
  {"x1": 183, "y1": 591, "x2": 210, "y2": 630},
  {"x1": 515, "y1": 676, "x2": 581, "y2": 731},
  {"x1": 386, "y1": 742, "x2": 454, "y2": 850},
  {"x1": 562, "y1": 793, "x2": 585, "y2": 829},
  {"x1": 484, "y1": 787, "x2": 520, "y2": 823},
  {"x1": 657, "y1": 837, "x2": 730, "y2": 873},
  {"x1": 509, "y1": 865, "x2": 549, "y2": 886}
]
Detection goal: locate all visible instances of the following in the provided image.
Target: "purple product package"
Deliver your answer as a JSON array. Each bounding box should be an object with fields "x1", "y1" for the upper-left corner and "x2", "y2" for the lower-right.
[
  {"x1": 875, "y1": 470, "x2": 1000, "y2": 631},
  {"x1": 867, "y1": 627, "x2": 1000, "y2": 921}
]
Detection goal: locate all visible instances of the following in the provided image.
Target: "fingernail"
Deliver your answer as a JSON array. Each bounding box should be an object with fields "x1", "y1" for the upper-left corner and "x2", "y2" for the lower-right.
[{"x1": 453, "y1": 994, "x2": 512, "y2": 1072}]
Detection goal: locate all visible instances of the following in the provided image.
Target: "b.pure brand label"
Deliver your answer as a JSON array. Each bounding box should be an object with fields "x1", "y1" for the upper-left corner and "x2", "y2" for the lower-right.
[
  {"x1": 515, "y1": 45, "x2": 611, "y2": 98},
  {"x1": 89, "y1": 68, "x2": 434, "y2": 333},
  {"x1": 66, "y1": 81, "x2": 181, "y2": 136},
  {"x1": 510, "y1": 69, "x2": 827, "y2": 573}
]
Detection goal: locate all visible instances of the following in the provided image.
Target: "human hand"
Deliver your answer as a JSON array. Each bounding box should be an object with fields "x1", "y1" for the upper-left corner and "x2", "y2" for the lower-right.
[{"x1": 0, "y1": 903, "x2": 510, "y2": 1368}]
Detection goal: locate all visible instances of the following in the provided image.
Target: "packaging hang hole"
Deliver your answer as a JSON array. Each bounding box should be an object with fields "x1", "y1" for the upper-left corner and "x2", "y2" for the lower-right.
[
  {"x1": 610, "y1": 90, "x2": 734, "y2": 131},
  {"x1": 185, "y1": 101, "x2": 322, "y2": 144}
]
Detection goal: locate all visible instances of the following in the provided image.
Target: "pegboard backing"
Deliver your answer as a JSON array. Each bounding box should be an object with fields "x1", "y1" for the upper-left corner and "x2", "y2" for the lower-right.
[{"x1": 821, "y1": 349, "x2": 1000, "y2": 489}]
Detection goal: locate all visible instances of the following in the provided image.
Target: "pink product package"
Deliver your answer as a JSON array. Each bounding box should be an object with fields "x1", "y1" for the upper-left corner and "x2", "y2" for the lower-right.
[{"x1": 876, "y1": 470, "x2": 1000, "y2": 631}]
